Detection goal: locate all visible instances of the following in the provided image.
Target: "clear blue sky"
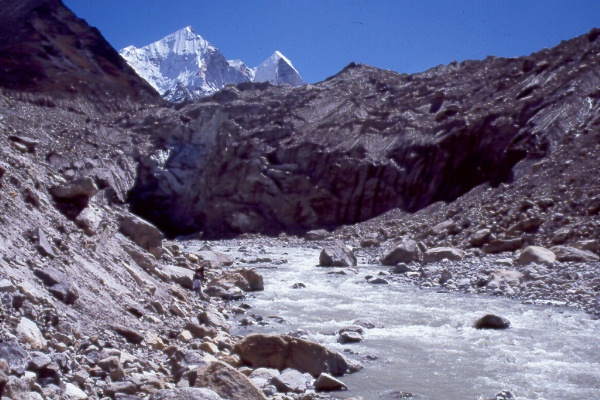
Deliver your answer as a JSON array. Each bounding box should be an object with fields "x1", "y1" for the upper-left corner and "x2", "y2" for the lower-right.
[{"x1": 64, "y1": 0, "x2": 600, "y2": 84}]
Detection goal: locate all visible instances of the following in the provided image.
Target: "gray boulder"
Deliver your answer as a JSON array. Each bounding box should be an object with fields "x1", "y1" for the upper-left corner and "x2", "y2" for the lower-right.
[
  {"x1": 0, "y1": 341, "x2": 29, "y2": 375},
  {"x1": 33, "y1": 267, "x2": 79, "y2": 304},
  {"x1": 272, "y1": 368, "x2": 311, "y2": 393},
  {"x1": 517, "y1": 246, "x2": 556, "y2": 265},
  {"x1": 315, "y1": 373, "x2": 347, "y2": 392},
  {"x1": 380, "y1": 238, "x2": 422, "y2": 265},
  {"x1": 50, "y1": 177, "x2": 98, "y2": 199},
  {"x1": 319, "y1": 241, "x2": 357, "y2": 267},
  {"x1": 423, "y1": 247, "x2": 465, "y2": 263},
  {"x1": 119, "y1": 213, "x2": 164, "y2": 257},
  {"x1": 550, "y1": 246, "x2": 599, "y2": 262}
]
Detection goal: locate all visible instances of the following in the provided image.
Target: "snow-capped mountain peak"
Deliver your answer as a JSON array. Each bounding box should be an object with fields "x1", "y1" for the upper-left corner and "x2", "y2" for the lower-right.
[
  {"x1": 253, "y1": 50, "x2": 303, "y2": 86},
  {"x1": 120, "y1": 27, "x2": 303, "y2": 102}
]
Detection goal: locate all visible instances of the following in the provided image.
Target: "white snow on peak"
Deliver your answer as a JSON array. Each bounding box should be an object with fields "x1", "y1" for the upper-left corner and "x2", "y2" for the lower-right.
[
  {"x1": 253, "y1": 50, "x2": 303, "y2": 86},
  {"x1": 120, "y1": 27, "x2": 303, "y2": 102}
]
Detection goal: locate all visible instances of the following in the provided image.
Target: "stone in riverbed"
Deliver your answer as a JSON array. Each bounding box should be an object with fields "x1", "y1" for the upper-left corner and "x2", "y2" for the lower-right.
[
  {"x1": 438, "y1": 269, "x2": 452, "y2": 285},
  {"x1": 392, "y1": 263, "x2": 412, "y2": 274},
  {"x1": 380, "y1": 238, "x2": 422, "y2": 265},
  {"x1": 423, "y1": 247, "x2": 465, "y2": 263},
  {"x1": 474, "y1": 314, "x2": 510, "y2": 330},
  {"x1": 338, "y1": 331, "x2": 363, "y2": 344},
  {"x1": 271, "y1": 368, "x2": 311, "y2": 393},
  {"x1": 249, "y1": 367, "x2": 280, "y2": 389},
  {"x1": 319, "y1": 241, "x2": 357, "y2": 267},
  {"x1": 517, "y1": 246, "x2": 556, "y2": 265},
  {"x1": 368, "y1": 277, "x2": 388, "y2": 284},
  {"x1": 315, "y1": 372, "x2": 347, "y2": 391},
  {"x1": 233, "y1": 334, "x2": 361, "y2": 377}
]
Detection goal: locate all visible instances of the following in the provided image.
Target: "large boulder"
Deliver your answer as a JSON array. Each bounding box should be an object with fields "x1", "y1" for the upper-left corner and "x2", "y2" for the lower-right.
[
  {"x1": 380, "y1": 238, "x2": 422, "y2": 265},
  {"x1": 319, "y1": 241, "x2": 357, "y2": 267},
  {"x1": 237, "y1": 269, "x2": 264, "y2": 291},
  {"x1": 194, "y1": 250, "x2": 234, "y2": 268},
  {"x1": 233, "y1": 334, "x2": 361, "y2": 377},
  {"x1": 190, "y1": 361, "x2": 266, "y2": 400},
  {"x1": 423, "y1": 247, "x2": 465, "y2": 263},
  {"x1": 164, "y1": 264, "x2": 194, "y2": 289},
  {"x1": 517, "y1": 246, "x2": 556, "y2": 265},
  {"x1": 549, "y1": 246, "x2": 599, "y2": 262},
  {"x1": 119, "y1": 213, "x2": 164, "y2": 257}
]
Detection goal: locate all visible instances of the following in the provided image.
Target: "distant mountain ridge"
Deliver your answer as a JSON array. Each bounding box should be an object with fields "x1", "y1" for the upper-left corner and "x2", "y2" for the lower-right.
[{"x1": 119, "y1": 26, "x2": 304, "y2": 102}]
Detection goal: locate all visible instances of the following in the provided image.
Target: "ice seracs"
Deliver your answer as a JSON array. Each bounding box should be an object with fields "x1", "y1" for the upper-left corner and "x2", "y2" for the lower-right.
[{"x1": 120, "y1": 27, "x2": 303, "y2": 102}]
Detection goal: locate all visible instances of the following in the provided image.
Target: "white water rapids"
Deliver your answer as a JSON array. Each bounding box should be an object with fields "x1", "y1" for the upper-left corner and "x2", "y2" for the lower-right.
[{"x1": 195, "y1": 243, "x2": 600, "y2": 400}]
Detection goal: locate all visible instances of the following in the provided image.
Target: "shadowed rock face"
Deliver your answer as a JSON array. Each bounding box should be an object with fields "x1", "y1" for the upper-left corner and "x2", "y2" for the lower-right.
[
  {"x1": 0, "y1": 0, "x2": 160, "y2": 109},
  {"x1": 129, "y1": 28, "x2": 600, "y2": 238}
]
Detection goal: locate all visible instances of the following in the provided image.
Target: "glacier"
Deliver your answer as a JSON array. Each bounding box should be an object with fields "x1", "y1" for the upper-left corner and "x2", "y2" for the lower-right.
[{"x1": 119, "y1": 26, "x2": 304, "y2": 102}]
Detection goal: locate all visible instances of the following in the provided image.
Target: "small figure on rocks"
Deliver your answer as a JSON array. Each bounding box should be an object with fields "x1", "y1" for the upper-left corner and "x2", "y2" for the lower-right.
[{"x1": 193, "y1": 265, "x2": 205, "y2": 297}]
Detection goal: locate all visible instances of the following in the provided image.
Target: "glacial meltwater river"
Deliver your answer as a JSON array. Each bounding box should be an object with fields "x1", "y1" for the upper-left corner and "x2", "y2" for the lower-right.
[{"x1": 203, "y1": 244, "x2": 600, "y2": 400}]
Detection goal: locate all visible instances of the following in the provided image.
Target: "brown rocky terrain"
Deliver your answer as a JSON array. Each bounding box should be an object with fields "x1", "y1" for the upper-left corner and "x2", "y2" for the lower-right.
[{"x1": 0, "y1": 0, "x2": 599, "y2": 399}]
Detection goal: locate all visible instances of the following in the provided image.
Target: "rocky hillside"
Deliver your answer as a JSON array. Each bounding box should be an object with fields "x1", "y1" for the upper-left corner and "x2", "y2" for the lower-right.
[
  {"x1": 0, "y1": 0, "x2": 160, "y2": 110},
  {"x1": 130, "y1": 28, "x2": 600, "y2": 242},
  {"x1": 0, "y1": 1, "x2": 362, "y2": 399}
]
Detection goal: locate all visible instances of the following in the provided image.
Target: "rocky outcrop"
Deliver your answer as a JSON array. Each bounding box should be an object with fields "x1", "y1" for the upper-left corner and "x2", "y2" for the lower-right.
[{"x1": 0, "y1": 0, "x2": 160, "y2": 109}]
